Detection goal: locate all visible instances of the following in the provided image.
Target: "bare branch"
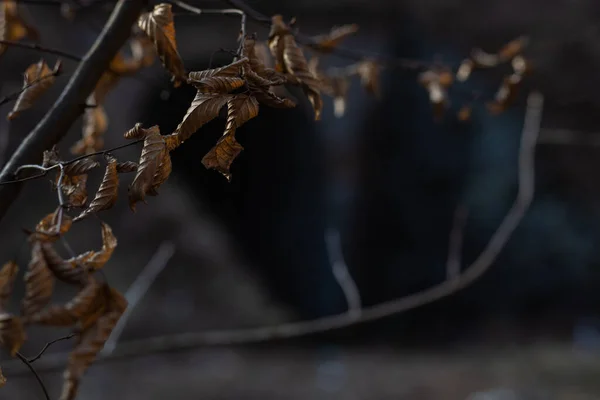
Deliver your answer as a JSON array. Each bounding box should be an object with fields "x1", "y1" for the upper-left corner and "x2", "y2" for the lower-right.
[
  {"x1": 15, "y1": 352, "x2": 51, "y2": 400},
  {"x1": 0, "y1": 39, "x2": 82, "y2": 61},
  {"x1": 325, "y1": 228, "x2": 361, "y2": 316},
  {"x1": 101, "y1": 241, "x2": 176, "y2": 356},
  {"x1": 27, "y1": 334, "x2": 76, "y2": 363},
  {"x1": 0, "y1": 0, "x2": 145, "y2": 222}
]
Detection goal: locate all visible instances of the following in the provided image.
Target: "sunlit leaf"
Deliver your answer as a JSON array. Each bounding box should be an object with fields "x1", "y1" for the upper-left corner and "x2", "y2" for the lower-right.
[
  {"x1": 74, "y1": 157, "x2": 118, "y2": 221},
  {"x1": 8, "y1": 59, "x2": 60, "y2": 120}
]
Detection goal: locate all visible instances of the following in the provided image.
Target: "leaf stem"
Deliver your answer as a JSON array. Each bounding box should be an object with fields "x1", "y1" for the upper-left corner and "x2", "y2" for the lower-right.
[{"x1": 15, "y1": 352, "x2": 51, "y2": 400}]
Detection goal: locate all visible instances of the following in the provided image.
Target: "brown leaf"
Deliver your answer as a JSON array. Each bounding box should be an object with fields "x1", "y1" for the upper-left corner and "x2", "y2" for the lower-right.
[
  {"x1": 60, "y1": 174, "x2": 88, "y2": 208},
  {"x1": 21, "y1": 241, "x2": 55, "y2": 318},
  {"x1": 487, "y1": 73, "x2": 521, "y2": 115},
  {"x1": 129, "y1": 131, "x2": 166, "y2": 210},
  {"x1": 42, "y1": 146, "x2": 60, "y2": 168},
  {"x1": 60, "y1": 287, "x2": 126, "y2": 400},
  {"x1": 458, "y1": 105, "x2": 472, "y2": 121},
  {"x1": 0, "y1": 313, "x2": 25, "y2": 356},
  {"x1": 8, "y1": 59, "x2": 60, "y2": 120},
  {"x1": 202, "y1": 94, "x2": 259, "y2": 180},
  {"x1": 40, "y1": 243, "x2": 86, "y2": 286},
  {"x1": 71, "y1": 104, "x2": 107, "y2": 155},
  {"x1": 66, "y1": 222, "x2": 117, "y2": 271},
  {"x1": 115, "y1": 161, "x2": 138, "y2": 173},
  {"x1": 310, "y1": 24, "x2": 359, "y2": 53},
  {"x1": 29, "y1": 279, "x2": 101, "y2": 327},
  {"x1": 187, "y1": 58, "x2": 247, "y2": 82},
  {"x1": 164, "y1": 133, "x2": 183, "y2": 152},
  {"x1": 269, "y1": 16, "x2": 322, "y2": 120},
  {"x1": 130, "y1": 35, "x2": 157, "y2": 68},
  {"x1": 175, "y1": 92, "x2": 232, "y2": 141},
  {"x1": 123, "y1": 123, "x2": 160, "y2": 140},
  {"x1": 147, "y1": 149, "x2": 171, "y2": 196},
  {"x1": 0, "y1": 366, "x2": 5, "y2": 387},
  {"x1": 63, "y1": 159, "x2": 100, "y2": 177},
  {"x1": 0, "y1": 1, "x2": 39, "y2": 56},
  {"x1": 33, "y1": 208, "x2": 72, "y2": 243},
  {"x1": 138, "y1": 3, "x2": 186, "y2": 87},
  {"x1": 0, "y1": 261, "x2": 18, "y2": 311},
  {"x1": 498, "y1": 36, "x2": 528, "y2": 62},
  {"x1": 73, "y1": 157, "x2": 118, "y2": 222},
  {"x1": 356, "y1": 60, "x2": 380, "y2": 98}
]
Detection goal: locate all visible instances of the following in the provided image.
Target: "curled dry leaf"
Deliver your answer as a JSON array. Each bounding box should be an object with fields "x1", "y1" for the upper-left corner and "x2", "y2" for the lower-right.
[
  {"x1": 124, "y1": 122, "x2": 160, "y2": 140},
  {"x1": 40, "y1": 243, "x2": 86, "y2": 285},
  {"x1": 269, "y1": 15, "x2": 322, "y2": 120},
  {"x1": 147, "y1": 150, "x2": 171, "y2": 196},
  {"x1": 356, "y1": 59, "x2": 380, "y2": 98},
  {"x1": 0, "y1": 261, "x2": 18, "y2": 311},
  {"x1": 0, "y1": 1, "x2": 39, "y2": 56},
  {"x1": 138, "y1": 3, "x2": 186, "y2": 87},
  {"x1": 202, "y1": 94, "x2": 259, "y2": 180},
  {"x1": 0, "y1": 313, "x2": 25, "y2": 356},
  {"x1": 71, "y1": 104, "x2": 107, "y2": 155},
  {"x1": 66, "y1": 222, "x2": 117, "y2": 271},
  {"x1": 29, "y1": 279, "x2": 102, "y2": 327},
  {"x1": 60, "y1": 174, "x2": 88, "y2": 208},
  {"x1": 164, "y1": 133, "x2": 183, "y2": 152},
  {"x1": 116, "y1": 161, "x2": 138, "y2": 173},
  {"x1": 42, "y1": 146, "x2": 60, "y2": 168},
  {"x1": 33, "y1": 208, "x2": 73, "y2": 243},
  {"x1": 175, "y1": 92, "x2": 232, "y2": 141},
  {"x1": 60, "y1": 287, "x2": 126, "y2": 400},
  {"x1": 8, "y1": 59, "x2": 61, "y2": 120},
  {"x1": 22, "y1": 241, "x2": 55, "y2": 318},
  {"x1": 129, "y1": 130, "x2": 166, "y2": 210},
  {"x1": 63, "y1": 158, "x2": 100, "y2": 177},
  {"x1": 74, "y1": 157, "x2": 119, "y2": 222},
  {"x1": 310, "y1": 24, "x2": 359, "y2": 53}
]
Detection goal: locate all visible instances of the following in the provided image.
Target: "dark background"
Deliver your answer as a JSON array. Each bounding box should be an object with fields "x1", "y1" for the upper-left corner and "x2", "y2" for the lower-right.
[{"x1": 1, "y1": 0, "x2": 600, "y2": 398}]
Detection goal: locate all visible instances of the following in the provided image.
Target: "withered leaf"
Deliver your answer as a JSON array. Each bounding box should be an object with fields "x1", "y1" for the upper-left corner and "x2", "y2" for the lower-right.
[
  {"x1": 42, "y1": 146, "x2": 60, "y2": 168},
  {"x1": 310, "y1": 24, "x2": 359, "y2": 53},
  {"x1": 22, "y1": 241, "x2": 55, "y2": 318},
  {"x1": 487, "y1": 73, "x2": 521, "y2": 115},
  {"x1": 66, "y1": 222, "x2": 117, "y2": 271},
  {"x1": 269, "y1": 16, "x2": 322, "y2": 120},
  {"x1": 0, "y1": 1, "x2": 39, "y2": 56},
  {"x1": 29, "y1": 279, "x2": 102, "y2": 326},
  {"x1": 115, "y1": 161, "x2": 138, "y2": 173},
  {"x1": 202, "y1": 94, "x2": 259, "y2": 180},
  {"x1": 175, "y1": 92, "x2": 232, "y2": 141},
  {"x1": 40, "y1": 243, "x2": 86, "y2": 285},
  {"x1": 60, "y1": 174, "x2": 88, "y2": 208},
  {"x1": 60, "y1": 287, "x2": 126, "y2": 400},
  {"x1": 8, "y1": 59, "x2": 60, "y2": 120},
  {"x1": 0, "y1": 261, "x2": 18, "y2": 311},
  {"x1": 33, "y1": 208, "x2": 72, "y2": 243},
  {"x1": 187, "y1": 58, "x2": 247, "y2": 82},
  {"x1": 138, "y1": 3, "x2": 186, "y2": 87},
  {"x1": 63, "y1": 159, "x2": 100, "y2": 177},
  {"x1": 129, "y1": 130, "x2": 166, "y2": 210},
  {"x1": 147, "y1": 150, "x2": 171, "y2": 196},
  {"x1": 164, "y1": 133, "x2": 182, "y2": 152},
  {"x1": 0, "y1": 313, "x2": 25, "y2": 356},
  {"x1": 71, "y1": 104, "x2": 107, "y2": 155},
  {"x1": 0, "y1": 367, "x2": 5, "y2": 387},
  {"x1": 498, "y1": 36, "x2": 528, "y2": 62},
  {"x1": 124, "y1": 122, "x2": 160, "y2": 140},
  {"x1": 356, "y1": 60, "x2": 380, "y2": 98},
  {"x1": 73, "y1": 157, "x2": 118, "y2": 222},
  {"x1": 322, "y1": 75, "x2": 349, "y2": 118}
]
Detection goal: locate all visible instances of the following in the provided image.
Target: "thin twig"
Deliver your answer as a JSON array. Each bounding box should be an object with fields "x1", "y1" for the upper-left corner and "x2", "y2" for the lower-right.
[
  {"x1": 325, "y1": 228, "x2": 361, "y2": 316},
  {"x1": 14, "y1": 352, "x2": 51, "y2": 400},
  {"x1": 0, "y1": 70, "x2": 62, "y2": 109},
  {"x1": 27, "y1": 334, "x2": 76, "y2": 363},
  {"x1": 0, "y1": 39, "x2": 82, "y2": 61},
  {"x1": 101, "y1": 241, "x2": 176, "y2": 356},
  {"x1": 4, "y1": 93, "x2": 543, "y2": 373},
  {"x1": 446, "y1": 205, "x2": 468, "y2": 280}
]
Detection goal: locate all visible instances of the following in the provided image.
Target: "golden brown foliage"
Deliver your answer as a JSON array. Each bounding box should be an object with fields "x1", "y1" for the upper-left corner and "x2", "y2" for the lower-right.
[
  {"x1": 309, "y1": 24, "x2": 359, "y2": 53},
  {"x1": 8, "y1": 59, "x2": 61, "y2": 120},
  {"x1": 0, "y1": 312, "x2": 25, "y2": 356},
  {"x1": 0, "y1": 261, "x2": 18, "y2": 311},
  {"x1": 21, "y1": 241, "x2": 55, "y2": 318},
  {"x1": 32, "y1": 208, "x2": 72, "y2": 243},
  {"x1": 0, "y1": 1, "x2": 38, "y2": 56},
  {"x1": 66, "y1": 222, "x2": 117, "y2": 271},
  {"x1": 73, "y1": 157, "x2": 119, "y2": 221}
]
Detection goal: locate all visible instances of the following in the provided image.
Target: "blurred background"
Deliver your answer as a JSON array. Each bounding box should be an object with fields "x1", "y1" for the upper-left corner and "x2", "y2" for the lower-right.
[{"x1": 1, "y1": 0, "x2": 600, "y2": 399}]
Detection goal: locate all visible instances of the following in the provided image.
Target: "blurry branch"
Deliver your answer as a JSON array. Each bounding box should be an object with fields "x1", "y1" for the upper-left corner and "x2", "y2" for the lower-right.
[
  {"x1": 325, "y1": 228, "x2": 361, "y2": 317},
  {"x1": 6, "y1": 92, "x2": 543, "y2": 374},
  {"x1": 0, "y1": 39, "x2": 82, "y2": 61},
  {"x1": 0, "y1": 0, "x2": 145, "y2": 223},
  {"x1": 538, "y1": 128, "x2": 600, "y2": 146},
  {"x1": 101, "y1": 241, "x2": 176, "y2": 356},
  {"x1": 446, "y1": 205, "x2": 469, "y2": 280}
]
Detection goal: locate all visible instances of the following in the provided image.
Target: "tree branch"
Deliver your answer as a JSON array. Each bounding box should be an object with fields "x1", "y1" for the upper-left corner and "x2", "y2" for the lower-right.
[
  {"x1": 15, "y1": 352, "x2": 51, "y2": 400},
  {"x1": 0, "y1": 0, "x2": 145, "y2": 223},
  {"x1": 0, "y1": 39, "x2": 82, "y2": 61}
]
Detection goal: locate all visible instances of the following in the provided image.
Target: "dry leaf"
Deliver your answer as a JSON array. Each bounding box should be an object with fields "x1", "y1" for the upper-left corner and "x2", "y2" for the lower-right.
[
  {"x1": 124, "y1": 122, "x2": 160, "y2": 140},
  {"x1": 138, "y1": 3, "x2": 186, "y2": 86},
  {"x1": 0, "y1": 261, "x2": 18, "y2": 311},
  {"x1": 60, "y1": 174, "x2": 88, "y2": 208},
  {"x1": 310, "y1": 24, "x2": 359, "y2": 53},
  {"x1": 202, "y1": 94, "x2": 259, "y2": 180},
  {"x1": 498, "y1": 36, "x2": 528, "y2": 62},
  {"x1": 8, "y1": 59, "x2": 60, "y2": 120},
  {"x1": 175, "y1": 93, "x2": 232, "y2": 141},
  {"x1": 42, "y1": 146, "x2": 60, "y2": 168},
  {"x1": 0, "y1": 367, "x2": 5, "y2": 387},
  {"x1": 63, "y1": 159, "x2": 100, "y2": 177},
  {"x1": 458, "y1": 105, "x2": 472, "y2": 121},
  {"x1": 71, "y1": 104, "x2": 107, "y2": 155},
  {"x1": 66, "y1": 222, "x2": 117, "y2": 271},
  {"x1": 116, "y1": 161, "x2": 138, "y2": 173},
  {"x1": 33, "y1": 208, "x2": 72, "y2": 243},
  {"x1": 269, "y1": 15, "x2": 322, "y2": 120},
  {"x1": 21, "y1": 241, "x2": 54, "y2": 318},
  {"x1": 73, "y1": 157, "x2": 118, "y2": 221},
  {"x1": 129, "y1": 130, "x2": 166, "y2": 210},
  {"x1": 164, "y1": 133, "x2": 183, "y2": 152},
  {"x1": 40, "y1": 243, "x2": 86, "y2": 286},
  {"x1": 147, "y1": 150, "x2": 171, "y2": 196},
  {"x1": 0, "y1": 1, "x2": 39, "y2": 56},
  {"x1": 0, "y1": 313, "x2": 25, "y2": 356},
  {"x1": 356, "y1": 60, "x2": 380, "y2": 98},
  {"x1": 60, "y1": 287, "x2": 126, "y2": 400},
  {"x1": 487, "y1": 73, "x2": 521, "y2": 114}
]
